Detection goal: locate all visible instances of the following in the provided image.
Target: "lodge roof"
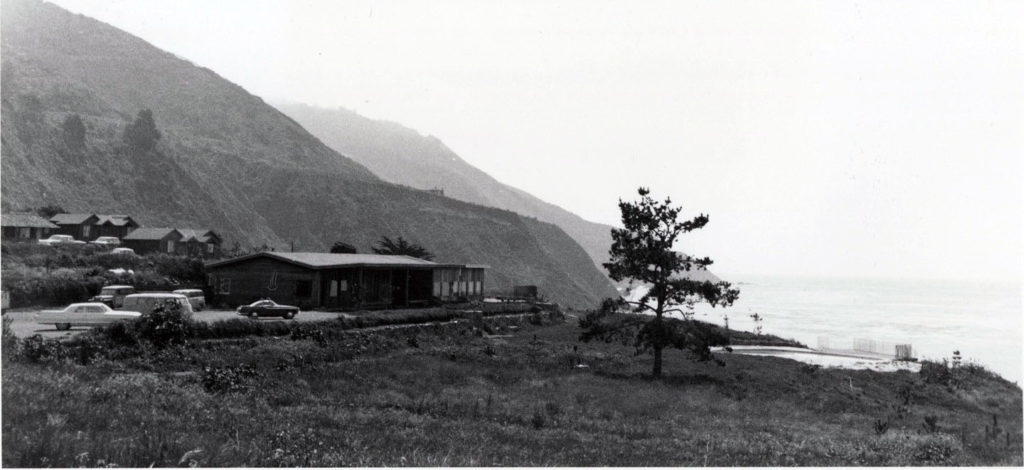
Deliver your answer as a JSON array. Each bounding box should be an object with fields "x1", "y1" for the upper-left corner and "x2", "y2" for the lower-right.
[
  {"x1": 124, "y1": 228, "x2": 182, "y2": 240},
  {"x1": 205, "y1": 251, "x2": 465, "y2": 270},
  {"x1": 1, "y1": 213, "x2": 59, "y2": 228}
]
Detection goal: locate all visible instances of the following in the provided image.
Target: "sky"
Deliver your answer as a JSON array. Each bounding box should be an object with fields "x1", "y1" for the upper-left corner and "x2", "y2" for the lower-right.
[{"x1": 48, "y1": 0, "x2": 1023, "y2": 282}]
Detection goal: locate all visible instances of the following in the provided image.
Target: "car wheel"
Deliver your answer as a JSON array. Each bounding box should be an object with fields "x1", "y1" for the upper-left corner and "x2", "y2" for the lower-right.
[
  {"x1": 284, "y1": 311, "x2": 295, "y2": 319},
  {"x1": 57, "y1": 323, "x2": 71, "y2": 331}
]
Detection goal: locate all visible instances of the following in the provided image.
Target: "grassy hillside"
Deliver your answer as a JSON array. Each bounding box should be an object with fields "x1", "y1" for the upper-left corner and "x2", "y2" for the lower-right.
[
  {"x1": 3, "y1": 316, "x2": 1020, "y2": 466},
  {"x1": 0, "y1": 0, "x2": 617, "y2": 307},
  {"x1": 276, "y1": 103, "x2": 722, "y2": 283}
]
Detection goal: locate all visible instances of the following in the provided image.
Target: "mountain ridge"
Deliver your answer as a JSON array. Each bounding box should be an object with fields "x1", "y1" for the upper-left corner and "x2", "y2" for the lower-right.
[{"x1": 275, "y1": 102, "x2": 721, "y2": 284}]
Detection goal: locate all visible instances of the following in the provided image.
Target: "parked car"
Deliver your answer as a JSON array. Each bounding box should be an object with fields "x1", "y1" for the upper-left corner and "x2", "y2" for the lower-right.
[
  {"x1": 111, "y1": 247, "x2": 137, "y2": 256},
  {"x1": 237, "y1": 299, "x2": 299, "y2": 319},
  {"x1": 121, "y1": 293, "x2": 194, "y2": 319},
  {"x1": 172, "y1": 289, "x2": 206, "y2": 311},
  {"x1": 89, "y1": 285, "x2": 135, "y2": 308},
  {"x1": 90, "y1": 236, "x2": 121, "y2": 246},
  {"x1": 35, "y1": 302, "x2": 142, "y2": 330},
  {"x1": 37, "y1": 234, "x2": 86, "y2": 246}
]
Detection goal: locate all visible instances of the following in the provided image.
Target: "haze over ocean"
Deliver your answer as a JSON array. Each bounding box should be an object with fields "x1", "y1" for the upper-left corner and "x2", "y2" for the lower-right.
[{"x1": 659, "y1": 275, "x2": 1022, "y2": 383}]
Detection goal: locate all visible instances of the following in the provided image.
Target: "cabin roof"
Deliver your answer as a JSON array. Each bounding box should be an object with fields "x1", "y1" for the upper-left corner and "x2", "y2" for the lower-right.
[
  {"x1": 50, "y1": 213, "x2": 97, "y2": 225},
  {"x1": 178, "y1": 228, "x2": 219, "y2": 243},
  {"x1": 95, "y1": 215, "x2": 137, "y2": 226},
  {"x1": 1, "y1": 213, "x2": 59, "y2": 228},
  {"x1": 124, "y1": 228, "x2": 181, "y2": 240}
]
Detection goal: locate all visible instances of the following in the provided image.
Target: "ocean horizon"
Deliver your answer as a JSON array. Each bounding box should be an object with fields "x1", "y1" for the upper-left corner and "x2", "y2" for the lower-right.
[{"x1": 632, "y1": 274, "x2": 1022, "y2": 383}]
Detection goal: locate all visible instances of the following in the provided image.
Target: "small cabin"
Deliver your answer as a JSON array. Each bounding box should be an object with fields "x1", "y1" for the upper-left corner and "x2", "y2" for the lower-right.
[
  {"x1": 50, "y1": 213, "x2": 100, "y2": 241},
  {"x1": 178, "y1": 228, "x2": 223, "y2": 258},
  {"x1": 1, "y1": 213, "x2": 59, "y2": 241},
  {"x1": 122, "y1": 228, "x2": 183, "y2": 254},
  {"x1": 94, "y1": 215, "x2": 140, "y2": 240}
]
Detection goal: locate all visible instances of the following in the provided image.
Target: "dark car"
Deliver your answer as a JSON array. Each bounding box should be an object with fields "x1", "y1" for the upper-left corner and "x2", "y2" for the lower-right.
[
  {"x1": 236, "y1": 299, "x2": 300, "y2": 319},
  {"x1": 89, "y1": 285, "x2": 135, "y2": 308}
]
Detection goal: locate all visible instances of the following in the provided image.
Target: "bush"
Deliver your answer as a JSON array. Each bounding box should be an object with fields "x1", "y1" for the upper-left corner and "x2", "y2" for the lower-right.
[
  {"x1": 134, "y1": 300, "x2": 191, "y2": 347},
  {"x1": 101, "y1": 320, "x2": 141, "y2": 347},
  {"x1": 19, "y1": 335, "x2": 67, "y2": 362}
]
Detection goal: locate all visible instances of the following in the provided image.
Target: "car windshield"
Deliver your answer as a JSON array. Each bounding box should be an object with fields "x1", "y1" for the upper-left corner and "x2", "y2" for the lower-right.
[{"x1": 100, "y1": 288, "x2": 117, "y2": 295}]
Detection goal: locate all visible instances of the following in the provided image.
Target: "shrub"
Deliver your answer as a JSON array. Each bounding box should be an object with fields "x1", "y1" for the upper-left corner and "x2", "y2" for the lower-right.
[
  {"x1": 101, "y1": 320, "x2": 140, "y2": 347},
  {"x1": 920, "y1": 360, "x2": 953, "y2": 386},
  {"x1": 134, "y1": 300, "x2": 191, "y2": 347},
  {"x1": 19, "y1": 335, "x2": 66, "y2": 362}
]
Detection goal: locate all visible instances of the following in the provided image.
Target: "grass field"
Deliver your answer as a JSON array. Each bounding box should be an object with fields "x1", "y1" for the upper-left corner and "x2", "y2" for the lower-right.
[{"x1": 2, "y1": 313, "x2": 1021, "y2": 466}]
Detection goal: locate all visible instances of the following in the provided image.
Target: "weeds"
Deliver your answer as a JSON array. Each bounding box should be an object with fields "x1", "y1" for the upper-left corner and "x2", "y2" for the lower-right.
[{"x1": 202, "y1": 364, "x2": 261, "y2": 394}]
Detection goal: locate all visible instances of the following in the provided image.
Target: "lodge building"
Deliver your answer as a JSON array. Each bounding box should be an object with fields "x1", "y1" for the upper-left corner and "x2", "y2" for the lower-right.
[{"x1": 205, "y1": 251, "x2": 486, "y2": 310}]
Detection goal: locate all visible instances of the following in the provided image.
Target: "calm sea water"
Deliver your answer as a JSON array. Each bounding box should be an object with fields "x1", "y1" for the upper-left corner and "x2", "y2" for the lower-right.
[{"x1": 653, "y1": 275, "x2": 1022, "y2": 383}]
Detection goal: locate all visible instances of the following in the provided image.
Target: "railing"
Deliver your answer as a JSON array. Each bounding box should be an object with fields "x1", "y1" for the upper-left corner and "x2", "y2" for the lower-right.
[{"x1": 817, "y1": 336, "x2": 914, "y2": 360}]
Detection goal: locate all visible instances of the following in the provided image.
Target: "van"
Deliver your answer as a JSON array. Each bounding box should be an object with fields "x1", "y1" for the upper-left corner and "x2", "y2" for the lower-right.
[
  {"x1": 172, "y1": 289, "x2": 206, "y2": 311},
  {"x1": 120, "y1": 293, "x2": 194, "y2": 319}
]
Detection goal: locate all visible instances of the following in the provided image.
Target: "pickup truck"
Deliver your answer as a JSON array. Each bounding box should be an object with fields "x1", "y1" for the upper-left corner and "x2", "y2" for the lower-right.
[
  {"x1": 38, "y1": 234, "x2": 86, "y2": 246},
  {"x1": 35, "y1": 302, "x2": 142, "y2": 330}
]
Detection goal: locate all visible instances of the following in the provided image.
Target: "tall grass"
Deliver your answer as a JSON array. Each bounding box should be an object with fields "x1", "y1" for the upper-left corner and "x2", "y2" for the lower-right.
[{"x1": 2, "y1": 317, "x2": 1020, "y2": 466}]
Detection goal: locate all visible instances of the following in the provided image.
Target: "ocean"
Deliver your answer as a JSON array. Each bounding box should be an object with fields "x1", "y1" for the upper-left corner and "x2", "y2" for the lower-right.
[{"x1": 634, "y1": 275, "x2": 1022, "y2": 383}]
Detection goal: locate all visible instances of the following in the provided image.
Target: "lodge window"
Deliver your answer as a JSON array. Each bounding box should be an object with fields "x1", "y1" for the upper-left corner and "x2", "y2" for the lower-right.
[
  {"x1": 295, "y1": 280, "x2": 312, "y2": 298},
  {"x1": 167, "y1": 240, "x2": 175, "y2": 253},
  {"x1": 18, "y1": 227, "x2": 30, "y2": 239},
  {"x1": 82, "y1": 225, "x2": 91, "y2": 237},
  {"x1": 206, "y1": 243, "x2": 214, "y2": 253},
  {"x1": 219, "y1": 278, "x2": 231, "y2": 294}
]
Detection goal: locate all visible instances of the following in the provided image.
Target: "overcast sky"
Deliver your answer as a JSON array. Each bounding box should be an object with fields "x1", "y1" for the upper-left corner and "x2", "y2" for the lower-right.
[{"x1": 49, "y1": 0, "x2": 1023, "y2": 281}]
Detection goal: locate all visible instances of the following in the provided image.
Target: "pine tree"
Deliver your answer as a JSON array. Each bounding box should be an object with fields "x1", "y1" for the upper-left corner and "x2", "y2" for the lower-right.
[
  {"x1": 123, "y1": 109, "x2": 161, "y2": 153},
  {"x1": 580, "y1": 187, "x2": 739, "y2": 377}
]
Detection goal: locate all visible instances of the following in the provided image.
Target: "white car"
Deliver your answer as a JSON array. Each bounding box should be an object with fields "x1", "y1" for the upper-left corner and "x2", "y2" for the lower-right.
[
  {"x1": 35, "y1": 302, "x2": 141, "y2": 330},
  {"x1": 111, "y1": 247, "x2": 137, "y2": 256},
  {"x1": 90, "y1": 236, "x2": 122, "y2": 246},
  {"x1": 37, "y1": 234, "x2": 86, "y2": 246}
]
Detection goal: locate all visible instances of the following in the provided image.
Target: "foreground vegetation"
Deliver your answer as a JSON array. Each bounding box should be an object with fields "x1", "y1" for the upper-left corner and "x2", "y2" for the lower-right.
[{"x1": 2, "y1": 309, "x2": 1021, "y2": 466}]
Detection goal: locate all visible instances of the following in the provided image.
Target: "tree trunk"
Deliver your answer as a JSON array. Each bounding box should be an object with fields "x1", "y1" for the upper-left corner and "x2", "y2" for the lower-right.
[{"x1": 653, "y1": 346, "x2": 663, "y2": 377}]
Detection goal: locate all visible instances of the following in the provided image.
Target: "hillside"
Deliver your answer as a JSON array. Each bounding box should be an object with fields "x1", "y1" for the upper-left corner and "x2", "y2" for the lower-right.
[
  {"x1": 0, "y1": 0, "x2": 617, "y2": 307},
  {"x1": 276, "y1": 103, "x2": 721, "y2": 283}
]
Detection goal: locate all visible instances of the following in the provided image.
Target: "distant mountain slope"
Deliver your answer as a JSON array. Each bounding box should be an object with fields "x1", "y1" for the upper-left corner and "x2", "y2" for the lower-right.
[
  {"x1": 276, "y1": 103, "x2": 721, "y2": 283},
  {"x1": 0, "y1": 0, "x2": 617, "y2": 307}
]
